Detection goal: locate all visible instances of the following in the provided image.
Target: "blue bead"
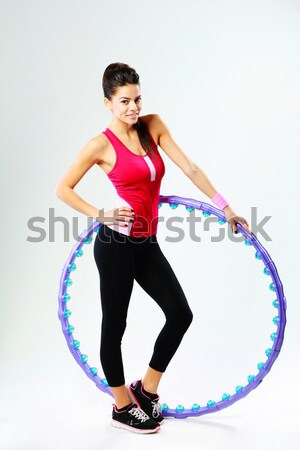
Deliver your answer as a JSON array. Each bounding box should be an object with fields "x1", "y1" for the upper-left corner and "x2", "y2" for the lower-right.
[
  {"x1": 84, "y1": 236, "x2": 93, "y2": 244},
  {"x1": 202, "y1": 211, "x2": 211, "y2": 217},
  {"x1": 68, "y1": 262, "x2": 76, "y2": 272},
  {"x1": 158, "y1": 203, "x2": 162, "y2": 208},
  {"x1": 63, "y1": 293, "x2": 71, "y2": 302},
  {"x1": 94, "y1": 227, "x2": 100, "y2": 234},
  {"x1": 218, "y1": 218, "x2": 226, "y2": 224},
  {"x1": 263, "y1": 267, "x2": 270, "y2": 276},
  {"x1": 255, "y1": 251, "x2": 262, "y2": 260},
  {"x1": 73, "y1": 340, "x2": 80, "y2": 349},
  {"x1": 269, "y1": 282, "x2": 276, "y2": 292},
  {"x1": 257, "y1": 362, "x2": 265, "y2": 370},
  {"x1": 273, "y1": 316, "x2": 279, "y2": 325},
  {"x1": 247, "y1": 375, "x2": 255, "y2": 382},
  {"x1": 191, "y1": 403, "x2": 201, "y2": 410},
  {"x1": 244, "y1": 239, "x2": 252, "y2": 246},
  {"x1": 80, "y1": 354, "x2": 88, "y2": 363},
  {"x1": 185, "y1": 206, "x2": 194, "y2": 212},
  {"x1": 90, "y1": 367, "x2": 98, "y2": 376},
  {"x1": 175, "y1": 404, "x2": 185, "y2": 412},
  {"x1": 222, "y1": 393, "x2": 230, "y2": 401},
  {"x1": 67, "y1": 324, "x2": 74, "y2": 334},
  {"x1": 207, "y1": 399, "x2": 216, "y2": 407},
  {"x1": 75, "y1": 249, "x2": 83, "y2": 257},
  {"x1": 63, "y1": 309, "x2": 72, "y2": 318},
  {"x1": 270, "y1": 332, "x2": 277, "y2": 341},
  {"x1": 272, "y1": 299, "x2": 278, "y2": 309},
  {"x1": 169, "y1": 203, "x2": 178, "y2": 209},
  {"x1": 265, "y1": 348, "x2": 272, "y2": 357},
  {"x1": 65, "y1": 277, "x2": 72, "y2": 287},
  {"x1": 235, "y1": 385, "x2": 244, "y2": 393},
  {"x1": 101, "y1": 378, "x2": 108, "y2": 386},
  {"x1": 161, "y1": 403, "x2": 169, "y2": 411}
]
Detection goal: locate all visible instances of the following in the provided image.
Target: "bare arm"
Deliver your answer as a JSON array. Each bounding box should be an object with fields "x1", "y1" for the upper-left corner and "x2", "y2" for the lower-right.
[
  {"x1": 55, "y1": 137, "x2": 134, "y2": 226},
  {"x1": 55, "y1": 138, "x2": 104, "y2": 221},
  {"x1": 154, "y1": 114, "x2": 219, "y2": 200},
  {"x1": 154, "y1": 114, "x2": 251, "y2": 233}
]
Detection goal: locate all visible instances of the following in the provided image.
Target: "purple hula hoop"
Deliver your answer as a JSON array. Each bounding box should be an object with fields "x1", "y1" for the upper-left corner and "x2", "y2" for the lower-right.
[{"x1": 57, "y1": 195, "x2": 287, "y2": 419}]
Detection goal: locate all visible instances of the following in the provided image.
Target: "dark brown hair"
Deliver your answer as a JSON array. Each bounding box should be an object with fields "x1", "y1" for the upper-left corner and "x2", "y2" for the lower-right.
[{"x1": 102, "y1": 62, "x2": 156, "y2": 157}]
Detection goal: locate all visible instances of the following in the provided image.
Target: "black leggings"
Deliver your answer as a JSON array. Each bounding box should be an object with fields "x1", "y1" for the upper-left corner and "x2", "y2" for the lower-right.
[{"x1": 93, "y1": 224, "x2": 193, "y2": 387}]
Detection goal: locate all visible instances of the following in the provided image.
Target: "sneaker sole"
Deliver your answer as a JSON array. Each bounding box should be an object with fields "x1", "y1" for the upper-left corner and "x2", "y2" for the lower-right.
[
  {"x1": 111, "y1": 418, "x2": 160, "y2": 434},
  {"x1": 127, "y1": 383, "x2": 165, "y2": 425}
]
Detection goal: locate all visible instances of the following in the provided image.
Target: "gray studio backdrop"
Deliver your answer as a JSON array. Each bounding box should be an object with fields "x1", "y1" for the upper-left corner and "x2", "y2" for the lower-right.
[{"x1": 1, "y1": 1, "x2": 299, "y2": 449}]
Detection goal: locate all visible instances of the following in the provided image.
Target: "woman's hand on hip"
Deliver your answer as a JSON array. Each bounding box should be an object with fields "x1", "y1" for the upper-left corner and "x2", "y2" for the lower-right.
[{"x1": 102, "y1": 207, "x2": 135, "y2": 227}]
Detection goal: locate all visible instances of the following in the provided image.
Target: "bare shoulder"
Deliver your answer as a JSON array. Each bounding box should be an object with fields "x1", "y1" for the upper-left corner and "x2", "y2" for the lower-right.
[
  {"x1": 55, "y1": 135, "x2": 108, "y2": 192},
  {"x1": 87, "y1": 132, "x2": 110, "y2": 163},
  {"x1": 139, "y1": 113, "x2": 161, "y2": 128}
]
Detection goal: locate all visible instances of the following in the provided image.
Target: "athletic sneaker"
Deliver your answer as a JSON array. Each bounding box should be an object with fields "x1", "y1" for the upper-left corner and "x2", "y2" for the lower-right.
[
  {"x1": 111, "y1": 402, "x2": 161, "y2": 434},
  {"x1": 128, "y1": 379, "x2": 165, "y2": 425}
]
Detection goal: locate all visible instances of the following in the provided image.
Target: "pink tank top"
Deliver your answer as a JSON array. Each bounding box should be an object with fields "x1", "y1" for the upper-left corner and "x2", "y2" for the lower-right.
[{"x1": 102, "y1": 127, "x2": 165, "y2": 238}]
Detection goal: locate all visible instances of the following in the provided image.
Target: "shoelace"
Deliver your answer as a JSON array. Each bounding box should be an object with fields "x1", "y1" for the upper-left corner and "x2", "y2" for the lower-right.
[
  {"x1": 151, "y1": 400, "x2": 162, "y2": 418},
  {"x1": 129, "y1": 406, "x2": 150, "y2": 423}
]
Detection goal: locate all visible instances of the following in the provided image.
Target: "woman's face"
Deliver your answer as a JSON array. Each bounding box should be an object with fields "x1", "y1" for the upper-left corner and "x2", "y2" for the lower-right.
[{"x1": 105, "y1": 84, "x2": 142, "y2": 124}]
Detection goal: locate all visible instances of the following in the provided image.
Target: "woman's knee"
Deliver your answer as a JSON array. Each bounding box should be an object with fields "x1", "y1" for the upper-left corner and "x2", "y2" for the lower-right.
[
  {"x1": 168, "y1": 306, "x2": 193, "y2": 330},
  {"x1": 182, "y1": 308, "x2": 193, "y2": 328}
]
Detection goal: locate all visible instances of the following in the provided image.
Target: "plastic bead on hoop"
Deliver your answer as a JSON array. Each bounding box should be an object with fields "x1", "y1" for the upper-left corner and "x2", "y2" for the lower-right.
[{"x1": 57, "y1": 194, "x2": 287, "y2": 419}]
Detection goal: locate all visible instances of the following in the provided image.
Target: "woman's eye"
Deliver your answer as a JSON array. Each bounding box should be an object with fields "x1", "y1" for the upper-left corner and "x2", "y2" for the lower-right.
[{"x1": 121, "y1": 98, "x2": 141, "y2": 104}]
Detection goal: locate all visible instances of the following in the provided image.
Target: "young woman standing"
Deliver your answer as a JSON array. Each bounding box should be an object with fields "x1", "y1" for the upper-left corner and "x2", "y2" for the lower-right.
[{"x1": 55, "y1": 62, "x2": 251, "y2": 434}]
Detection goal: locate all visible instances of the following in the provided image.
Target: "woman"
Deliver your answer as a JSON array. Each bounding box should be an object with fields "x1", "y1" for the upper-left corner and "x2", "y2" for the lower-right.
[{"x1": 55, "y1": 62, "x2": 251, "y2": 434}]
